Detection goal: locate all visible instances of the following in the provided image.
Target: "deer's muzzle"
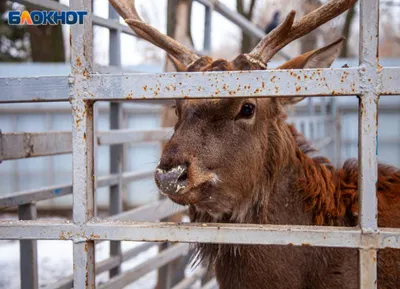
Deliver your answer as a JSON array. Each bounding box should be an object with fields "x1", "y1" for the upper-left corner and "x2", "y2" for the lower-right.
[{"x1": 154, "y1": 164, "x2": 188, "y2": 195}]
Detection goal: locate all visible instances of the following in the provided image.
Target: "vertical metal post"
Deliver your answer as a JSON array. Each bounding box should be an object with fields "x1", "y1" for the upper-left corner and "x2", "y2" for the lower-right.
[
  {"x1": 359, "y1": 0, "x2": 379, "y2": 288},
  {"x1": 308, "y1": 98, "x2": 315, "y2": 140},
  {"x1": 108, "y1": 3, "x2": 123, "y2": 279},
  {"x1": 203, "y1": 5, "x2": 212, "y2": 52},
  {"x1": 18, "y1": 203, "x2": 38, "y2": 289},
  {"x1": 70, "y1": 0, "x2": 95, "y2": 288},
  {"x1": 108, "y1": 103, "x2": 123, "y2": 278},
  {"x1": 109, "y1": 4, "x2": 121, "y2": 67}
]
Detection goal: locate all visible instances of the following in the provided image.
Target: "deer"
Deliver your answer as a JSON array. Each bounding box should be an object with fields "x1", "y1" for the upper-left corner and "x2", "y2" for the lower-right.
[{"x1": 109, "y1": 0, "x2": 400, "y2": 288}]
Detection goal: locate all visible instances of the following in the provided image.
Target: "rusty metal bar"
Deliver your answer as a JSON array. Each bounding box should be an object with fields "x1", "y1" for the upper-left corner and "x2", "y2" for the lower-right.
[
  {"x1": 70, "y1": 0, "x2": 95, "y2": 287},
  {"x1": 1, "y1": 220, "x2": 400, "y2": 249},
  {"x1": 85, "y1": 68, "x2": 360, "y2": 100},
  {"x1": 358, "y1": 0, "x2": 380, "y2": 288},
  {"x1": 18, "y1": 203, "x2": 38, "y2": 289},
  {"x1": 3, "y1": 67, "x2": 400, "y2": 103},
  {"x1": 1, "y1": 131, "x2": 72, "y2": 160}
]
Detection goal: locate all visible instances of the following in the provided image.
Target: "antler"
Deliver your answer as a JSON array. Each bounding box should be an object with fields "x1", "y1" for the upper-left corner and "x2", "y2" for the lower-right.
[
  {"x1": 109, "y1": 0, "x2": 200, "y2": 66},
  {"x1": 247, "y1": 0, "x2": 358, "y2": 65}
]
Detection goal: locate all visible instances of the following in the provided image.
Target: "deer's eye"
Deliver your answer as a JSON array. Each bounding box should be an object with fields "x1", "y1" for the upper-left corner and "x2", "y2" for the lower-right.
[{"x1": 236, "y1": 103, "x2": 255, "y2": 119}]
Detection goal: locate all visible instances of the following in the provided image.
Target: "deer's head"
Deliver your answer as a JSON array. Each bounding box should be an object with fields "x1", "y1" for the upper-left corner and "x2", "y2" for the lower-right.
[{"x1": 110, "y1": 0, "x2": 354, "y2": 220}]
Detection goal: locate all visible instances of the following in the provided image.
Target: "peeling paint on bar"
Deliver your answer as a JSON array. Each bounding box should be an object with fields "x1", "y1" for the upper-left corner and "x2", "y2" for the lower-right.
[
  {"x1": 359, "y1": 0, "x2": 380, "y2": 288},
  {"x1": 86, "y1": 68, "x2": 361, "y2": 100}
]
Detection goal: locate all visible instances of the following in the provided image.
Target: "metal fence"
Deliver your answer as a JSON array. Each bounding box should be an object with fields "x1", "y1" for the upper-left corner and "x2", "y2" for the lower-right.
[{"x1": 1, "y1": 0, "x2": 400, "y2": 289}]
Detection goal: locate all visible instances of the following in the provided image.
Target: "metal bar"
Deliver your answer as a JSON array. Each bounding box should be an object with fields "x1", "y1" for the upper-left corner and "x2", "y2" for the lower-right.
[
  {"x1": 1, "y1": 131, "x2": 72, "y2": 160},
  {"x1": 0, "y1": 184, "x2": 72, "y2": 209},
  {"x1": 18, "y1": 203, "x2": 38, "y2": 289},
  {"x1": 381, "y1": 67, "x2": 400, "y2": 95},
  {"x1": 108, "y1": 0, "x2": 123, "y2": 268},
  {"x1": 70, "y1": 0, "x2": 95, "y2": 288},
  {"x1": 0, "y1": 169, "x2": 154, "y2": 209},
  {"x1": 108, "y1": 3, "x2": 123, "y2": 274},
  {"x1": 44, "y1": 242, "x2": 157, "y2": 289},
  {"x1": 359, "y1": 0, "x2": 380, "y2": 288},
  {"x1": 2, "y1": 220, "x2": 400, "y2": 249},
  {"x1": 360, "y1": 249, "x2": 378, "y2": 289},
  {"x1": 98, "y1": 243, "x2": 190, "y2": 289},
  {"x1": 85, "y1": 68, "x2": 361, "y2": 101},
  {"x1": 171, "y1": 267, "x2": 207, "y2": 289},
  {"x1": 107, "y1": 198, "x2": 186, "y2": 222},
  {"x1": 0, "y1": 76, "x2": 69, "y2": 103},
  {"x1": 203, "y1": 6, "x2": 212, "y2": 52},
  {"x1": 98, "y1": 128, "x2": 173, "y2": 145},
  {"x1": 0, "y1": 129, "x2": 172, "y2": 160},
  {"x1": 4, "y1": 68, "x2": 400, "y2": 103}
]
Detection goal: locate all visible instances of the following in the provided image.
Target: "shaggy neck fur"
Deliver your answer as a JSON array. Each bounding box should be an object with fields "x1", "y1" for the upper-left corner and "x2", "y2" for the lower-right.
[{"x1": 189, "y1": 120, "x2": 359, "y2": 270}]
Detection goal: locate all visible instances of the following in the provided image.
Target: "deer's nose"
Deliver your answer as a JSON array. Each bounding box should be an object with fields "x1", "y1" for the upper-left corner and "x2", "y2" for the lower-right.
[{"x1": 155, "y1": 164, "x2": 188, "y2": 195}]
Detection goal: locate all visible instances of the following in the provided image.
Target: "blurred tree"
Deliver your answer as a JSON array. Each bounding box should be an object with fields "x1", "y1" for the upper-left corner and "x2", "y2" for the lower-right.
[
  {"x1": 0, "y1": 1, "x2": 65, "y2": 62},
  {"x1": 300, "y1": 0, "x2": 321, "y2": 53},
  {"x1": 0, "y1": 1, "x2": 30, "y2": 62},
  {"x1": 340, "y1": 5, "x2": 355, "y2": 57},
  {"x1": 236, "y1": 0, "x2": 257, "y2": 53}
]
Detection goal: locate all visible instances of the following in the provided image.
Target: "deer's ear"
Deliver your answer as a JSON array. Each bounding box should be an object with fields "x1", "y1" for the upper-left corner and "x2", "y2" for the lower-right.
[{"x1": 278, "y1": 37, "x2": 345, "y2": 106}]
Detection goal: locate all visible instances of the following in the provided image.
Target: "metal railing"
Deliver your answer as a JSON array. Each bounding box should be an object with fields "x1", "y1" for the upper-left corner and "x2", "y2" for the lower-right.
[{"x1": 1, "y1": 1, "x2": 400, "y2": 289}]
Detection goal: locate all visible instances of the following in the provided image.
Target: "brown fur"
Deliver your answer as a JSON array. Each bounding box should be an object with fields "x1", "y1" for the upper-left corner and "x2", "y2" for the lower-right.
[{"x1": 156, "y1": 50, "x2": 400, "y2": 289}]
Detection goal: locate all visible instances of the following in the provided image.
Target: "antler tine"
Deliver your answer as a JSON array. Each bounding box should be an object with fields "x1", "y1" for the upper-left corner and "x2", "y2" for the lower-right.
[
  {"x1": 109, "y1": 0, "x2": 200, "y2": 66},
  {"x1": 248, "y1": 0, "x2": 358, "y2": 65}
]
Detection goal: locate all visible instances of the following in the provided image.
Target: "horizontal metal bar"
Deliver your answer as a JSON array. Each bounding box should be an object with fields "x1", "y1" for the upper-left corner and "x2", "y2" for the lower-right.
[
  {"x1": 1, "y1": 129, "x2": 171, "y2": 160},
  {"x1": 98, "y1": 128, "x2": 173, "y2": 145},
  {"x1": 0, "y1": 184, "x2": 72, "y2": 209},
  {"x1": 86, "y1": 68, "x2": 361, "y2": 100},
  {"x1": 1, "y1": 131, "x2": 72, "y2": 160},
  {"x1": 17, "y1": 0, "x2": 136, "y2": 35},
  {"x1": 3, "y1": 68, "x2": 400, "y2": 103},
  {"x1": 381, "y1": 67, "x2": 400, "y2": 95},
  {"x1": 343, "y1": 138, "x2": 400, "y2": 145},
  {"x1": 0, "y1": 169, "x2": 154, "y2": 208},
  {"x1": 1, "y1": 220, "x2": 400, "y2": 249},
  {"x1": 107, "y1": 198, "x2": 186, "y2": 222},
  {"x1": 98, "y1": 243, "x2": 189, "y2": 289},
  {"x1": 44, "y1": 242, "x2": 157, "y2": 289},
  {"x1": 0, "y1": 76, "x2": 69, "y2": 103},
  {"x1": 0, "y1": 104, "x2": 163, "y2": 114},
  {"x1": 171, "y1": 267, "x2": 207, "y2": 289},
  {"x1": 201, "y1": 278, "x2": 218, "y2": 289}
]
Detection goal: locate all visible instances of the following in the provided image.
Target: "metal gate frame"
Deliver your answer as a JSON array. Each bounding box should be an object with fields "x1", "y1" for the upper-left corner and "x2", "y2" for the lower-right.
[{"x1": 1, "y1": 0, "x2": 400, "y2": 289}]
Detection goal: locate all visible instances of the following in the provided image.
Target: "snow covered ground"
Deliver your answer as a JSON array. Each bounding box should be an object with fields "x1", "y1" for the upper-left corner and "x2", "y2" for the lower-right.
[
  {"x1": 0, "y1": 214, "x2": 198, "y2": 289},
  {"x1": 0, "y1": 239, "x2": 161, "y2": 289}
]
